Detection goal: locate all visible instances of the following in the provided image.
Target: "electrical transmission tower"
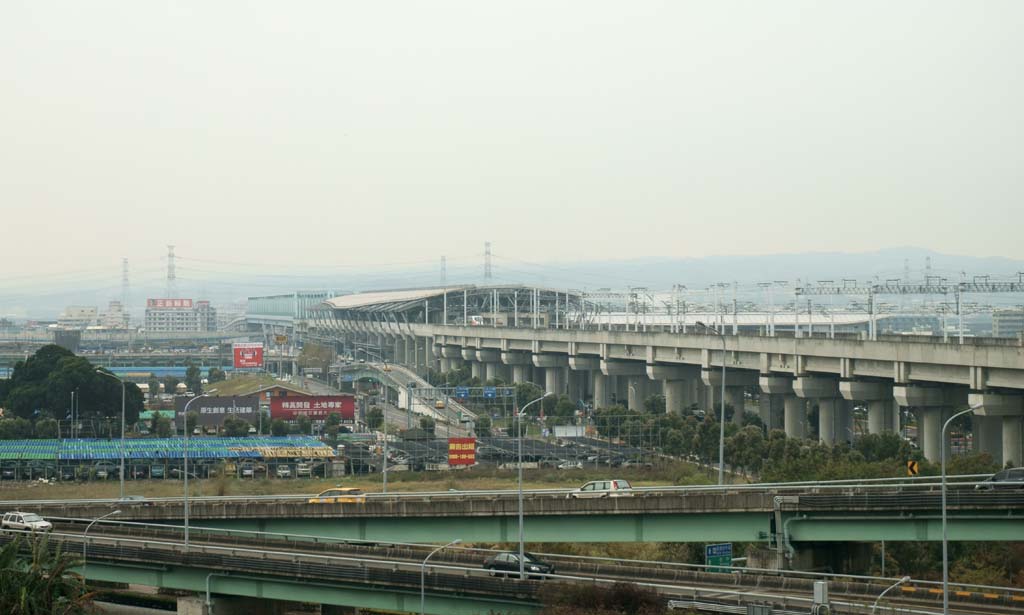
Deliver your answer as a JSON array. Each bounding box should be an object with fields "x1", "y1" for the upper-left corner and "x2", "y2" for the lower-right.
[
  {"x1": 121, "y1": 258, "x2": 130, "y2": 326},
  {"x1": 166, "y1": 245, "x2": 177, "y2": 297},
  {"x1": 484, "y1": 242, "x2": 492, "y2": 281}
]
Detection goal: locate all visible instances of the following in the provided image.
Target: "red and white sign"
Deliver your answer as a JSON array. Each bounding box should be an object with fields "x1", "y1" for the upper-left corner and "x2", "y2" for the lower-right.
[
  {"x1": 233, "y1": 342, "x2": 264, "y2": 368},
  {"x1": 447, "y1": 437, "x2": 476, "y2": 466},
  {"x1": 270, "y1": 395, "x2": 355, "y2": 421},
  {"x1": 147, "y1": 298, "x2": 193, "y2": 309}
]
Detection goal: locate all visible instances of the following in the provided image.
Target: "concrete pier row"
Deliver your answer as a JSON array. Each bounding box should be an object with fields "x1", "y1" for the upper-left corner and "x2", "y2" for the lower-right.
[{"x1": 341, "y1": 332, "x2": 1024, "y2": 465}]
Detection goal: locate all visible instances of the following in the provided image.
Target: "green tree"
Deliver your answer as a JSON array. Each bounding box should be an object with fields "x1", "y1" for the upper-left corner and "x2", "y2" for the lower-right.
[
  {"x1": 0, "y1": 418, "x2": 33, "y2": 440},
  {"x1": 147, "y1": 376, "x2": 162, "y2": 399},
  {"x1": 420, "y1": 416, "x2": 436, "y2": 435},
  {"x1": 162, "y1": 375, "x2": 181, "y2": 396},
  {"x1": 643, "y1": 394, "x2": 666, "y2": 414},
  {"x1": 207, "y1": 367, "x2": 227, "y2": 383},
  {"x1": 366, "y1": 407, "x2": 384, "y2": 430},
  {"x1": 152, "y1": 415, "x2": 172, "y2": 438},
  {"x1": 35, "y1": 418, "x2": 58, "y2": 439},
  {"x1": 270, "y1": 419, "x2": 289, "y2": 436},
  {"x1": 296, "y1": 415, "x2": 312, "y2": 435},
  {"x1": 185, "y1": 411, "x2": 199, "y2": 434},
  {"x1": 515, "y1": 382, "x2": 545, "y2": 411},
  {"x1": 0, "y1": 535, "x2": 95, "y2": 615},
  {"x1": 475, "y1": 415, "x2": 492, "y2": 437},
  {"x1": 222, "y1": 415, "x2": 251, "y2": 437},
  {"x1": 184, "y1": 364, "x2": 202, "y2": 395}
]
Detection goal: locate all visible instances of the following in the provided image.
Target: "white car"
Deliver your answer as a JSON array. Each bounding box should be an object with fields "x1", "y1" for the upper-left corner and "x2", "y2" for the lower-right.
[
  {"x1": 567, "y1": 479, "x2": 633, "y2": 499},
  {"x1": 2, "y1": 511, "x2": 53, "y2": 532}
]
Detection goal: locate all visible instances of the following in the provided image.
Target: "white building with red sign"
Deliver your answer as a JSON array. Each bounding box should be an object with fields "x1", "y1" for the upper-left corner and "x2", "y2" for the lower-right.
[{"x1": 144, "y1": 298, "x2": 217, "y2": 333}]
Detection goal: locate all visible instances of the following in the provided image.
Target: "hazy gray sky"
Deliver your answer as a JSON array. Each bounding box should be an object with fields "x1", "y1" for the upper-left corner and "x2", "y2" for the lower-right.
[{"x1": 2, "y1": 1, "x2": 1022, "y2": 281}]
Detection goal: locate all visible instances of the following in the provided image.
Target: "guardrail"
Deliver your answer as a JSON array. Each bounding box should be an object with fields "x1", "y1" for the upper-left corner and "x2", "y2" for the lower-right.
[
  {"x1": 0, "y1": 529, "x2": 982, "y2": 615},
  {"x1": 52, "y1": 516, "x2": 1024, "y2": 601},
  {"x1": 0, "y1": 473, "x2": 993, "y2": 507}
]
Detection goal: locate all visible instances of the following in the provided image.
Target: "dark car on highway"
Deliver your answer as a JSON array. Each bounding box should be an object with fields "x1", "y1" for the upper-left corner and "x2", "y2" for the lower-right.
[
  {"x1": 483, "y1": 552, "x2": 555, "y2": 578},
  {"x1": 975, "y1": 467, "x2": 1024, "y2": 490}
]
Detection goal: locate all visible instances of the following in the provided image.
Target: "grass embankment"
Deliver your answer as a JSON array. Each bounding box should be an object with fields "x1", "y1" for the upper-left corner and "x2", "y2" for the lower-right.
[{"x1": 0, "y1": 461, "x2": 715, "y2": 501}]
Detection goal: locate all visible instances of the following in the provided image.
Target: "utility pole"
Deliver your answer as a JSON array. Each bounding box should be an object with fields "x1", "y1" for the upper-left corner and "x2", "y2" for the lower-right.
[
  {"x1": 121, "y1": 257, "x2": 130, "y2": 326},
  {"x1": 440, "y1": 256, "x2": 447, "y2": 286}
]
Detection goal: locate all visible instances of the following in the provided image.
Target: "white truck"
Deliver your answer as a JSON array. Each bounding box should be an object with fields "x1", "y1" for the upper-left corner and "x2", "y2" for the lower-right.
[{"x1": 2, "y1": 511, "x2": 53, "y2": 532}]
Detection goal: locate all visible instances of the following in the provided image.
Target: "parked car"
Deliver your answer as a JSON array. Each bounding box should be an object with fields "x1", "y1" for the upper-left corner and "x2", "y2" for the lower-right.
[
  {"x1": 240, "y1": 464, "x2": 255, "y2": 478},
  {"x1": 567, "y1": 479, "x2": 633, "y2": 499},
  {"x1": 150, "y1": 465, "x2": 165, "y2": 479},
  {"x1": 94, "y1": 463, "x2": 117, "y2": 480},
  {"x1": 308, "y1": 488, "x2": 366, "y2": 504},
  {"x1": 296, "y1": 463, "x2": 311, "y2": 478},
  {"x1": 1, "y1": 465, "x2": 17, "y2": 480},
  {"x1": 557, "y1": 460, "x2": 583, "y2": 470},
  {"x1": 275, "y1": 465, "x2": 292, "y2": 478},
  {"x1": 975, "y1": 467, "x2": 1024, "y2": 490},
  {"x1": 2, "y1": 512, "x2": 53, "y2": 533},
  {"x1": 483, "y1": 552, "x2": 554, "y2": 578}
]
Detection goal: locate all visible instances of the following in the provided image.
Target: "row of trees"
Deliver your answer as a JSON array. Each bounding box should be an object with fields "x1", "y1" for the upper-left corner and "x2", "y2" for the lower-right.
[{"x1": 0, "y1": 345, "x2": 144, "y2": 434}]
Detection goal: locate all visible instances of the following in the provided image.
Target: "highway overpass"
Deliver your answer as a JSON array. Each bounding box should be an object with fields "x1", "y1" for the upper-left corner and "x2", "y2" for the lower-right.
[
  {"x1": 303, "y1": 285, "x2": 1024, "y2": 466},
  {"x1": 3, "y1": 520, "x2": 1020, "y2": 615},
  {"x1": 14, "y1": 481, "x2": 1023, "y2": 569}
]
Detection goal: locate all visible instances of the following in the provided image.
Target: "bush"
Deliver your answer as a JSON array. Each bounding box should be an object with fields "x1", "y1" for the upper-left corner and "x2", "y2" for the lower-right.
[{"x1": 539, "y1": 582, "x2": 667, "y2": 615}]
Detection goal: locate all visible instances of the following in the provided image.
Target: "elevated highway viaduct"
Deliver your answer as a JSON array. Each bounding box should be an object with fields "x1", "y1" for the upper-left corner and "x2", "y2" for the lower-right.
[
  {"x1": 19, "y1": 484, "x2": 1023, "y2": 571},
  {"x1": 3, "y1": 522, "x2": 1020, "y2": 615},
  {"x1": 309, "y1": 303, "x2": 1024, "y2": 465}
]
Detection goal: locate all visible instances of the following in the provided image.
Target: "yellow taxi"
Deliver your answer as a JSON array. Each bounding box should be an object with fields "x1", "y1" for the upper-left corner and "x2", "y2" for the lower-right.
[
  {"x1": 308, "y1": 487, "x2": 366, "y2": 504},
  {"x1": 382, "y1": 364, "x2": 392, "y2": 372},
  {"x1": 435, "y1": 400, "x2": 446, "y2": 409}
]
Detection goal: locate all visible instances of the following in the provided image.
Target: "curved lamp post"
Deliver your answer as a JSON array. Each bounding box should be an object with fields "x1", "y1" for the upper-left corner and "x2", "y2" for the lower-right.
[
  {"x1": 517, "y1": 392, "x2": 553, "y2": 579},
  {"x1": 941, "y1": 403, "x2": 980, "y2": 614},
  {"x1": 95, "y1": 369, "x2": 127, "y2": 499},
  {"x1": 696, "y1": 321, "x2": 726, "y2": 485},
  {"x1": 83, "y1": 510, "x2": 121, "y2": 574},
  {"x1": 420, "y1": 539, "x2": 461, "y2": 615},
  {"x1": 871, "y1": 575, "x2": 911, "y2": 614},
  {"x1": 183, "y1": 393, "x2": 211, "y2": 549}
]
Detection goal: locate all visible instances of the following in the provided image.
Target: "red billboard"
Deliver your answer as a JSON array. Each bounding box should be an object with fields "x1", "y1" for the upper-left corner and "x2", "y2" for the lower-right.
[
  {"x1": 233, "y1": 342, "x2": 264, "y2": 368},
  {"x1": 270, "y1": 395, "x2": 355, "y2": 421},
  {"x1": 447, "y1": 437, "x2": 476, "y2": 466}
]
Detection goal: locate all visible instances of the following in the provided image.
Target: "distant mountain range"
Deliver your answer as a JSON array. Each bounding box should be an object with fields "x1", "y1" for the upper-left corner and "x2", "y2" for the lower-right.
[{"x1": 3, "y1": 247, "x2": 1022, "y2": 320}]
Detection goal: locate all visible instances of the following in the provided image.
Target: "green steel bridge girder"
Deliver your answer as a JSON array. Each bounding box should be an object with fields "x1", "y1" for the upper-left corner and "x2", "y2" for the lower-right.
[
  {"x1": 177, "y1": 511, "x2": 1024, "y2": 544},
  {"x1": 188, "y1": 512, "x2": 772, "y2": 544},
  {"x1": 80, "y1": 562, "x2": 539, "y2": 615},
  {"x1": 784, "y1": 512, "x2": 1024, "y2": 542}
]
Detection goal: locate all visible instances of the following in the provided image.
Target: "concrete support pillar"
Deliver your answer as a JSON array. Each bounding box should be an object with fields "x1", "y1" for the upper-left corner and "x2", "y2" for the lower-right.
[
  {"x1": 838, "y1": 400, "x2": 854, "y2": 443},
  {"x1": 663, "y1": 380, "x2": 686, "y2": 414},
  {"x1": 471, "y1": 361, "x2": 484, "y2": 380},
  {"x1": 968, "y1": 390, "x2": 1024, "y2": 468},
  {"x1": 784, "y1": 396, "x2": 806, "y2": 439},
  {"x1": 438, "y1": 357, "x2": 450, "y2": 373},
  {"x1": 919, "y1": 407, "x2": 946, "y2": 463},
  {"x1": 726, "y1": 387, "x2": 745, "y2": 424},
  {"x1": 627, "y1": 376, "x2": 646, "y2": 411},
  {"x1": 512, "y1": 364, "x2": 528, "y2": 384},
  {"x1": 616, "y1": 377, "x2": 629, "y2": 405},
  {"x1": 759, "y1": 393, "x2": 782, "y2": 431},
  {"x1": 818, "y1": 398, "x2": 836, "y2": 445},
  {"x1": 593, "y1": 372, "x2": 610, "y2": 409},
  {"x1": 974, "y1": 415, "x2": 1003, "y2": 465},
  {"x1": 485, "y1": 362, "x2": 498, "y2": 382},
  {"x1": 545, "y1": 367, "x2": 562, "y2": 397},
  {"x1": 1003, "y1": 416, "x2": 1023, "y2": 467},
  {"x1": 867, "y1": 400, "x2": 891, "y2": 435}
]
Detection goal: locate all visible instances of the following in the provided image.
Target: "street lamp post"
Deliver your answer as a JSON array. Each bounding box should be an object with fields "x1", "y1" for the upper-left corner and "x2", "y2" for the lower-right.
[
  {"x1": 183, "y1": 393, "x2": 211, "y2": 550},
  {"x1": 83, "y1": 510, "x2": 121, "y2": 574},
  {"x1": 696, "y1": 322, "x2": 726, "y2": 485},
  {"x1": 941, "y1": 404, "x2": 980, "y2": 615},
  {"x1": 95, "y1": 369, "x2": 127, "y2": 500},
  {"x1": 420, "y1": 539, "x2": 461, "y2": 615},
  {"x1": 871, "y1": 575, "x2": 911, "y2": 614},
  {"x1": 517, "y1": 392, "x2": 553, "y2": 580}
]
